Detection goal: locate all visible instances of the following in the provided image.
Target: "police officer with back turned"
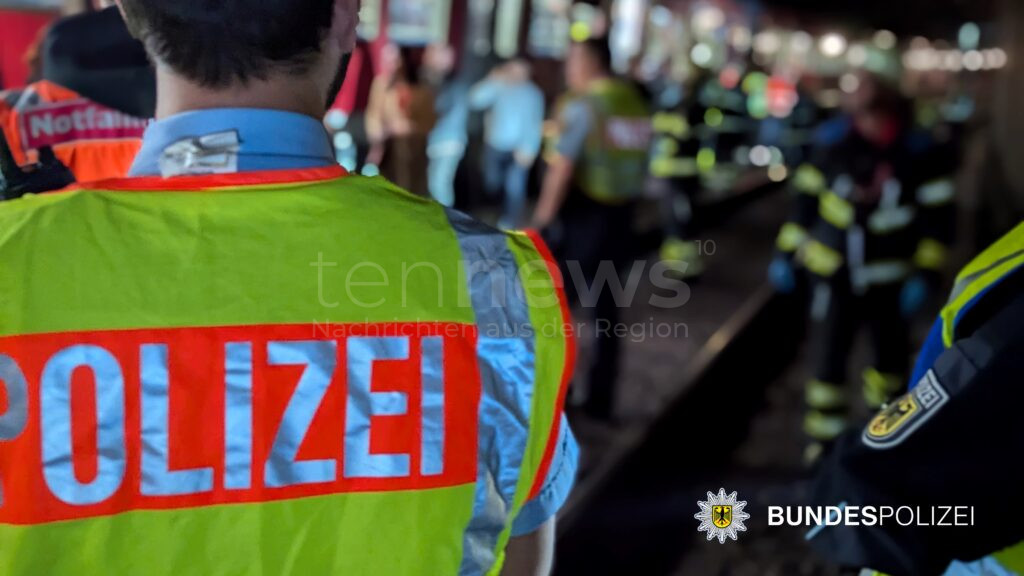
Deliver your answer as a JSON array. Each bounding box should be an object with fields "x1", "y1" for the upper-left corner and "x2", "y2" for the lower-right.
[
  {"x1": 0, "y1": 1, "x2": 578, "y2": 574},
  {"x1": 532, "y1": 37, "x2": 652, "y2": 421}
]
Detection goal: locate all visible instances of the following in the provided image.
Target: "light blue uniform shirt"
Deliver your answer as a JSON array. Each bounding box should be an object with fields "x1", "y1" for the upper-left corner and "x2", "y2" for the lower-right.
[
  {"x1": 130, "y1": 108, "x2": 578, "y2": 539},
  {"x1": 429, "y1": 79, "x2": 471, "y2": 149},
  {"x1": 130, "y1": 109, "x2": 336, "y2": 176},
  {"x1": 469, "y1": 79, "x2": 546, "y2": 158}
]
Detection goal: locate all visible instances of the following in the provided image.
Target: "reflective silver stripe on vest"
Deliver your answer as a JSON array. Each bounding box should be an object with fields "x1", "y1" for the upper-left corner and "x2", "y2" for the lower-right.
[
  {"x1": 947, "y1": 250, "x2": 1024, "y2": 305},
  {"x1": 1, "y1": 89, "x2": 25, "y2": 109},
  {"x1": 867, "y1": 206, "x2": 915, "y2": 235},
  {"x1": 8, "y1": 85, "x2": 41, "y2": 110},
  {"x1": 446, "y1": 208, "x2": 537, "y2": 576},
  {"x1": 917, "y1": 179, "x2": 955, "y2": 207},
  {"x1": 853, "y1": 261, "x2": 912, "y2": 286}
]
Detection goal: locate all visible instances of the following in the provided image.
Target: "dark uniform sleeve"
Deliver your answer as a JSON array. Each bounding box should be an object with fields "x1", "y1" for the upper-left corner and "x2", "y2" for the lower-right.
[
  {"x1": 910, "y1": 142, "x2": 957, "y2": 282},
  {"x1": 809, "y1": 297, "x2": 1024, "y2": 575}
]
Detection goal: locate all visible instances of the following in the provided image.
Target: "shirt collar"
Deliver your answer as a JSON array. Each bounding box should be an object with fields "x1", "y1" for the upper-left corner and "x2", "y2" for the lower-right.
[{"x1": 130, "y1": 108, "x2": 335, "y2": 177}]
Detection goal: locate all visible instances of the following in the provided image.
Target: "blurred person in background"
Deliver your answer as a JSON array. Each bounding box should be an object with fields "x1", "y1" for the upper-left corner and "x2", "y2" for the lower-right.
[
  {"x1": 423, "y1": 43, "x2": 469, "y2": 208},
  {"x1": 0, "y1": 0, "x2": 152, "y2": 193},
  {"x1": 533, "y1": 37, "x2": 652, "y2": 421},
  {"x1": 810, "y1": 220, "x2": 1024, "y2": 576},
  {"x1": 365, "y1": 43, "x2": 436, "y2": 196},
  {"x1": 770, "y1": 73, "x2": 957, "y2": 465},
  {"x1": 648, "y1": 67, "x2": 713, "y2": 280},
  {"x1": 470, "y1": 57, "x2": 545, "y2": 229},
  {"x1": 44, "y1": 0, "x2": 155, "y2": 118},
  {"x1": 0, "y1": 0, "x2": 578, "y2": 573}
]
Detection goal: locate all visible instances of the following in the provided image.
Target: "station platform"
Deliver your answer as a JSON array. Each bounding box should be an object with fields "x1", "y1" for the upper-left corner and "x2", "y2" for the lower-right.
[
  {"x1": 554, "y1": 174, "x2": 793, "y2": 570},
  {"x1": 555, "y1": 211, "x2": 944, "y2": 576}
]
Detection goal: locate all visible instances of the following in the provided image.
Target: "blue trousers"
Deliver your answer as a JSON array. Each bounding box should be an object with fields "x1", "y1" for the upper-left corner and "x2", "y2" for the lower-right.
[
  {"x1": 484, "y1": 146, "x2": 530, "y2": 229},
  {"x1": 427, "y1": 141, "x2": 465, "y2": 207}
]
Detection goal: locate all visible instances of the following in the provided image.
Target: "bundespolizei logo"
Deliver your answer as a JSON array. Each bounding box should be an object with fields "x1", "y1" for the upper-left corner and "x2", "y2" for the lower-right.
[{"x1": 695, "y1": 488, "x2": 750, "y2": 543}]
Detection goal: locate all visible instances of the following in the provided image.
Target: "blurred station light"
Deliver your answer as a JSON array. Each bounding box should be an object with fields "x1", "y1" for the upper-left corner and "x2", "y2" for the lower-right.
[
  {"x1": 985, "y1": 48, "x2": 1008, "y2": 69},
  {"x1": 791, "y1": 31, "x2": 813, "y2": 54},
  {"x1": 650, "y1": 5, "x2": 672, "y2": 27},
  {"x1": 963, "y1": 50, "x2": 984, "y2": 71},
  {"x1": 749, "y1": 145, "x2": 771, "y2": 167},
  {"x1": 325, "y1": 110, "x2": 349, "y2": 131},
  {"x1": 942, "y1": 50, "x2": 964, "y2": 72},
  {"x1": 697, "y1": 148, "x2": 716, "y2": 172},
  {"x1": 768, "y1": 164, "x2": 788, "y2": 183},
  {"x1": 388, "y1": 0, "x2": 452, "y2": 46},
  {"x1": 817, "y1": 89, "x2": 842, "y2": 109},
  {"x1": 570, "y1": 21, "x2": 590, "y2": 42},
  {"x1": 903, "y1": 45, "x2": 937, "y2": 72},
  {"x1": 471, "y1": 0, "x2": 496, "y2": 55},
  {"x1": 819, "y1": 33, "x2": 848, "y2": 58},
  {"x1": 719, "y1": 66, "x2": 742, "y2": 90},
  {"x1": 733, "y1": 146, "x2": 750, "y2": 165},
  {"x1": 839, "y1": 73, "x2": 860, "y2": 94},
  {"x1": 691, "y1": 43, "x2": 714, "y2": 68},
  {"x1": 910, "y1": 36, "x2": 931, "y2": 50},
  {"x1": 766, "y1": 76, "x2": 799, "y2": 118},
  {"x1": 873, "y1": 29, "x2": 897, "y2": 50},
  {"x1": 570, "y1": 3, "x2": 599, "y2": 41},
  {"x1": 847, "y1": 44, "x2": 868, "y2": 67},
  {"x1": 357, "y1": 0, "x2": 382, "y2": 40},
  {"x1": 753, "y1": 31, "x2": 782, "y2": 55},
  {"x1": 903, "y1": 41, "x2": 1006, "y2": 73},
  {"x1": 333, "y1": 132, "x2": 357, "y2": 172},
  {"x1": 704, "y1": 107, "x2": 725, "y2": 128},
  {"x1": 959, "y1": 22, "x2": 981, "y2": 51},
  {"x1": 610, "y1": 0, "x2": 647, "y2": 72},
  {"x1": 494, "y1": 0, "x2": 525, "y2": 58},
  {"x1": 742, "y1": 71, "x2": 768, "y2": 94},
  {"x1": 729, "y1": 26, "x2": 753, "y2": 52},
  {"x1": 528, "y1": 0, "x2": 569, "y2": 57},
  {"x1": 692, "y1": 4, "x2": 725, "y2": 32}
]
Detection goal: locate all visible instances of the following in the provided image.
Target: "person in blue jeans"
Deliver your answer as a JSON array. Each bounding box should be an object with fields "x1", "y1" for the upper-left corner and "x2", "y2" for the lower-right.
[
  {"x1": 470, "y1": 58, "x2": 545, "y2": 229},
  {"x1": 424, "y1": 44, "x2": 469, "y2": 207}
]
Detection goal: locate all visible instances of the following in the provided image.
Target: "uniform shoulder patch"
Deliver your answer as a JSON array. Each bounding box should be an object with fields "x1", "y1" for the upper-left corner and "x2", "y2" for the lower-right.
[{"x1": 862, "y1": 370, "x2": 949, "y2": 449}]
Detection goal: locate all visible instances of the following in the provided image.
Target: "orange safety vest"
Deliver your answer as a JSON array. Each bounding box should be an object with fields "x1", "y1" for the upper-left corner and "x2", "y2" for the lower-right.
[
  {"x1": 0, "y1": 166, "x2": 574, "y2": 575},
  {"x1": 0, "y1": 80, "x2": 147, "y2": 182}
]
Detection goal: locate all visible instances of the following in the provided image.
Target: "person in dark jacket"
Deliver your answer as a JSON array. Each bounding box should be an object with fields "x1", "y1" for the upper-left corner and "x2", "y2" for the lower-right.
[{"x1": 770, "y1": 74, "x2": 957, "y2": 464}]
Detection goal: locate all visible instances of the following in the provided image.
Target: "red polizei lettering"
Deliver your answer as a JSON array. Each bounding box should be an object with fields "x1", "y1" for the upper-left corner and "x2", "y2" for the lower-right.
[{"x1": 0, "y1": 323, "x2": 480, "y2": 525}]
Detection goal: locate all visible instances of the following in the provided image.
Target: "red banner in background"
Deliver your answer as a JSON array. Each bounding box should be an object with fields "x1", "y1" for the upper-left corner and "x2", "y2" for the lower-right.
[{"x1": 0, "y1": 9, "x2": 56, "y2": 90}]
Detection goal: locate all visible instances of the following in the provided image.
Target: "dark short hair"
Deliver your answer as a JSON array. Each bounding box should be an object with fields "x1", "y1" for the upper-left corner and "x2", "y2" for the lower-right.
[
  {"x1": 575, "y1": 37, "x2": 612, "y2": 73},
  {"x1": 119, "y1": 0, "x2": 335, "y2": 87},
  {"x1": 512, "y1": 53, "x2": 534, "y2": 66}
]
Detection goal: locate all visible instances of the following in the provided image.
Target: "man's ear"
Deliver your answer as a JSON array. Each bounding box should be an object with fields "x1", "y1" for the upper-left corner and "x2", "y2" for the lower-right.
[{"x1": 111, "y1": 0, "x2": 140, "y2": 39}]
